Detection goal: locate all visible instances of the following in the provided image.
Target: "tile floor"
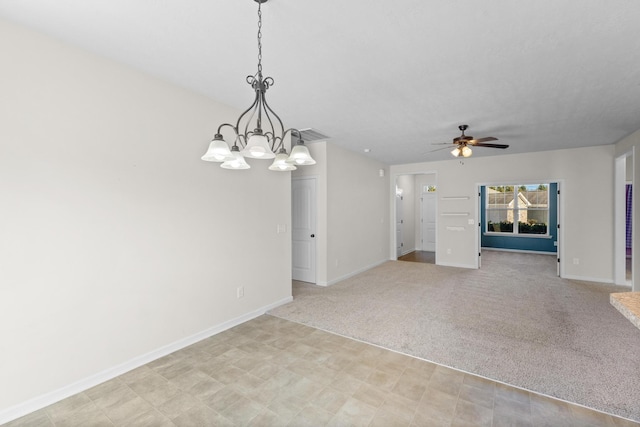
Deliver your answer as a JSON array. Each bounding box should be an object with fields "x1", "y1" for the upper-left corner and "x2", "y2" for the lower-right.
[{"x1": 5, "y1": 315, "x2": 639, "y2": 427}]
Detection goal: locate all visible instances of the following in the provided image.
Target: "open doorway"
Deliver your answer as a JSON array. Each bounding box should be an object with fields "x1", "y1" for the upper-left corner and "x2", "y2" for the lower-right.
[
  {"x1": 477, "y1": 181, "x2": 561, "y2": 276},
  {"x1": 615, "y1": 151, "x2": 633, "y2": 288},
  {"x1": 395, "y1": 173, "x2": 437, "y2": 264}
]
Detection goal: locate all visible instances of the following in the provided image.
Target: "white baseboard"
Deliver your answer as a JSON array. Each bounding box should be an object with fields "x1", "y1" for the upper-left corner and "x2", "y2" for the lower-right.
[
  {"x1": 0, "y1": 296, "x2": 293, "y2": 425},
  {"x1": 316, "y1": 259, "x2": 388, "y2": 287},
  {"x1": 561, "y1": 274, "x2": 614, "y2": 284},
  {"x1": 482, "y1": 247, "x2": 557, "y2": 256},
  {"x1": 436, "y1": 261, "x2": 477, "y2": 269}
]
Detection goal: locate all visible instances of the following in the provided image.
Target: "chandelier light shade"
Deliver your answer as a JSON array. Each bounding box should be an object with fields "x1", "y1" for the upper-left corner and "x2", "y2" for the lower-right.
[
  {"x1": 221, "y1": 146, "x2": 251, "y2": 169},
  {"x1": 288, "y1": 140, "x2": 317, "y2": 165},
  {"x1": 201, "y1": 134, "x2": 234, "y2": 162},
  {"x1": 201, "y1": 0, "x2": 315, "y2": 171},
  {"x1": 268, "y1": 148, "x2": 297, "y2": 171}
]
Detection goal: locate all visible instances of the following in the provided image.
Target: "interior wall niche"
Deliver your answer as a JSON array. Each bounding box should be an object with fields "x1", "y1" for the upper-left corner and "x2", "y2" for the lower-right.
[{"x1": 480, "y1": 183, "x2": 558, "y2": 254}]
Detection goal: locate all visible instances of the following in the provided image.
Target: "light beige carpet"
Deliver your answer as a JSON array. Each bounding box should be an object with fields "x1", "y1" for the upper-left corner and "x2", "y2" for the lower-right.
[{"x1": 269, "y1": 251, "x2": 640, "y2": 421}]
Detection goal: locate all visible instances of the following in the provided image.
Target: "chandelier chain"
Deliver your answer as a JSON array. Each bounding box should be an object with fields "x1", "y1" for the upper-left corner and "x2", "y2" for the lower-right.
[{"x1": 257, "y1": 2, "x2": 263, "y2": 76}]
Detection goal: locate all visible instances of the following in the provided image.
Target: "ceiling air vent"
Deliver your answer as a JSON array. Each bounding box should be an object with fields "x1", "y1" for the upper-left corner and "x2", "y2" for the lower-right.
[{"x1": 298, "y1": 128, "x2": 330, "y2": 142}]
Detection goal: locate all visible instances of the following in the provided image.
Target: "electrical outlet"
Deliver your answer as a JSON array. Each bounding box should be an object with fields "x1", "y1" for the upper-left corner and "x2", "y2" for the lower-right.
[
  {"x1": 446, "y1": 248, "x2": 452, "y2": 254},
  {"x1": 237, "y1": 286, "x2": 244, "y2": 298},
  {"x1": 573, "y1": 258, "x2": 579, "y2": 265}
]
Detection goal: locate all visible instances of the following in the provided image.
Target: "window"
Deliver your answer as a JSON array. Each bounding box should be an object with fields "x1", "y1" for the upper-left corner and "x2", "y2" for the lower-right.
[{"x1": 486, "y1": 184, "x2": 549, "y2": 235}]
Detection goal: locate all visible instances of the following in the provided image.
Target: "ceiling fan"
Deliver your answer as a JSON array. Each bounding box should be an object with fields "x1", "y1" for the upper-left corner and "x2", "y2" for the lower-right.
[{"x1": 432, "y1": 125, "x2": 509, "y2": 158}]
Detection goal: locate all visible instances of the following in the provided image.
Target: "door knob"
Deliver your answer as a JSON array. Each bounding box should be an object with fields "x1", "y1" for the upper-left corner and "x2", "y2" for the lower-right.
[{"x1": 310, "y1": 234, "x2": 315, "y2": 238}]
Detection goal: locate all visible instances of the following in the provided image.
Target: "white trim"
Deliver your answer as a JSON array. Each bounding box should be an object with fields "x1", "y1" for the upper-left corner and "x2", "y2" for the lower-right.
[
  {"x1": 318, "y1": 259, "x2": 388, "y2": 286},
  {"x1": 0, "y1": 296, "x2": 292, "y2": 425},
  {"x1": 440, "y1": 196, "x2": 469, "y2": 200},
  {"x1": 436, "y1": 261, "x2": 477, "y2": 269},
  {"x1": 561, "y1": 274, "x2": 614, "y2": 284},
  {"x1": 482, "y1": 247, "x2": 557, "y2": 255},
  {"x1": 483, "y1": 232, "x2": 552, "y2": 239},
  {"x1": 614, "y1": 151, "x2": 632, "y2": 286}
]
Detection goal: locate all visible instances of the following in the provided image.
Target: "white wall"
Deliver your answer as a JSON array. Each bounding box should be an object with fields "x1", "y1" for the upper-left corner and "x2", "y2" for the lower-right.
[
  {"x1": 0, "y1": 19, "x2": 292, "y2": 421},
  {"x1": 292, "y1": 142, "x2": 389, "y2": 285},
  {"x1": 391, "y1": 145, "x2": 615, "y2": 282},
  {"x1": 326, "y1": 145, "x2": 389, "y2": 284}
]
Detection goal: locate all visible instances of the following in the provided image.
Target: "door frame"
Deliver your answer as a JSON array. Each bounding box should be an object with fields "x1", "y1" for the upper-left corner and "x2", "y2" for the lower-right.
[
  {"x1": 475, "y1": 179, "x2": 564, "y2": 276},
  {"x1": 391, "y1": 172, "x2": 438, "y2": 260},
  {"x1": 614, "y1": 149, "x2": 634, "y2": 288},
  {"x1": 291, "y1": 176, "x2": 317, "y2": 284},
  {"x1": 396, "y1": 192, "x2": 404, "y2": 257}
]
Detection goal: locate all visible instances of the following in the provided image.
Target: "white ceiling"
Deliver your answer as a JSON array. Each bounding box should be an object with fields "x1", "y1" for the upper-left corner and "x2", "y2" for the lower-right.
[{"x1": 2, "y1": 0, "x2": 640, "y2": 165}]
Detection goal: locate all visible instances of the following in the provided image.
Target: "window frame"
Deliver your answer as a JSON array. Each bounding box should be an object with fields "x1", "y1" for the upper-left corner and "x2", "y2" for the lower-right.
[{"x1": 485, "y1": 184, "x2": 551, "y2": 238}]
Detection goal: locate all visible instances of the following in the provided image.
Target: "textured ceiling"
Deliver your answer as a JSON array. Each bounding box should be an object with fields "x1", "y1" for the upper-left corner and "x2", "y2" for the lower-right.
[{"x1": 2, "y1": 0, "x2": 640, "y2": 165}]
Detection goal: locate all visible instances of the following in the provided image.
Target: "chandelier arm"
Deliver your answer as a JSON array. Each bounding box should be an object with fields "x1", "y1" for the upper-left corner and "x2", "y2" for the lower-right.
[
  {"x1": 260, "y1": 103, "x2": 283, "y2": 151},
  {"x1": 243, "y1": 110, "x2": 259, "y2": 140},
  {"x1": 282, "y1": 128, "x2": 301, "y2": 140},
  {"x1": 256, "y1": 90, "x2": 264, "y2": 131},
  {"x1": 234, "y1": 93, "x2": 262, "y2": 148},
  {"x1": 278, "y1": 128, "x2": 302, "y2": 152},
  {"x1": 235, "y1": 134, "x2": 247, "y2": 148},
  {"x1": 261, "y1": 96, "x2": 286, "y2": 151},
  {"x1": 235, "y1": 91, "x2": 260, "y2": 132},
  {"x1": 216, "y1": 122, "x2": 239, "y2": 137}
]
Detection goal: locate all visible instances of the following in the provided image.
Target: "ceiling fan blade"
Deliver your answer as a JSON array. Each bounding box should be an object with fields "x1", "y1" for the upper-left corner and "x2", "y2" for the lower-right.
[
  {"x1": 431, "y1": 142, "x2": 453, "y2": 146},
  {"x1": 473, "y1": 143, "x2": 509, "y2": 149},
  {"x1": 425, "y1": 145, "x2": 456, "y2": 154},
  {"x1": 469, "y1": 137, "x2": 498, "y2": 144}
]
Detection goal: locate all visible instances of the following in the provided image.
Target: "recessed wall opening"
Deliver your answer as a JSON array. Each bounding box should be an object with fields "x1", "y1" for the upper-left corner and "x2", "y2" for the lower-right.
[
  {"x1": 478, "y1": 181, "x2": 561, "y2": 276},
  {"x1": 395, "y1": 173, "x2": 437, "y2": 265}
]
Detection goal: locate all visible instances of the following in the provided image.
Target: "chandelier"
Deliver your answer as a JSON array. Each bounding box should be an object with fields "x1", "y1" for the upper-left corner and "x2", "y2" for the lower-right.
[{"x1": 201, "y1": 0, "x2": 315, "y2": 171}]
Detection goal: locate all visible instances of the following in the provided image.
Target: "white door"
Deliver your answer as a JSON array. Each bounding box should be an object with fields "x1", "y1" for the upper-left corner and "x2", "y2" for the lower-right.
[
  {"x1": 421, "y1": 192, "x2": 436, "y2": 251},
  {"x1": 292, "y1": 177, "x2": 316, "y2": 283},
  {"x1": 396, "y1": 194, "x2": 403, "y2": 257}
]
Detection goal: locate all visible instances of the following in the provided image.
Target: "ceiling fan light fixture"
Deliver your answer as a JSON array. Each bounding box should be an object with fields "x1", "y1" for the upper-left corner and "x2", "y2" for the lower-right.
[{"x1": 438, "y1": 125, "x2": 507, "y2": 158}]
